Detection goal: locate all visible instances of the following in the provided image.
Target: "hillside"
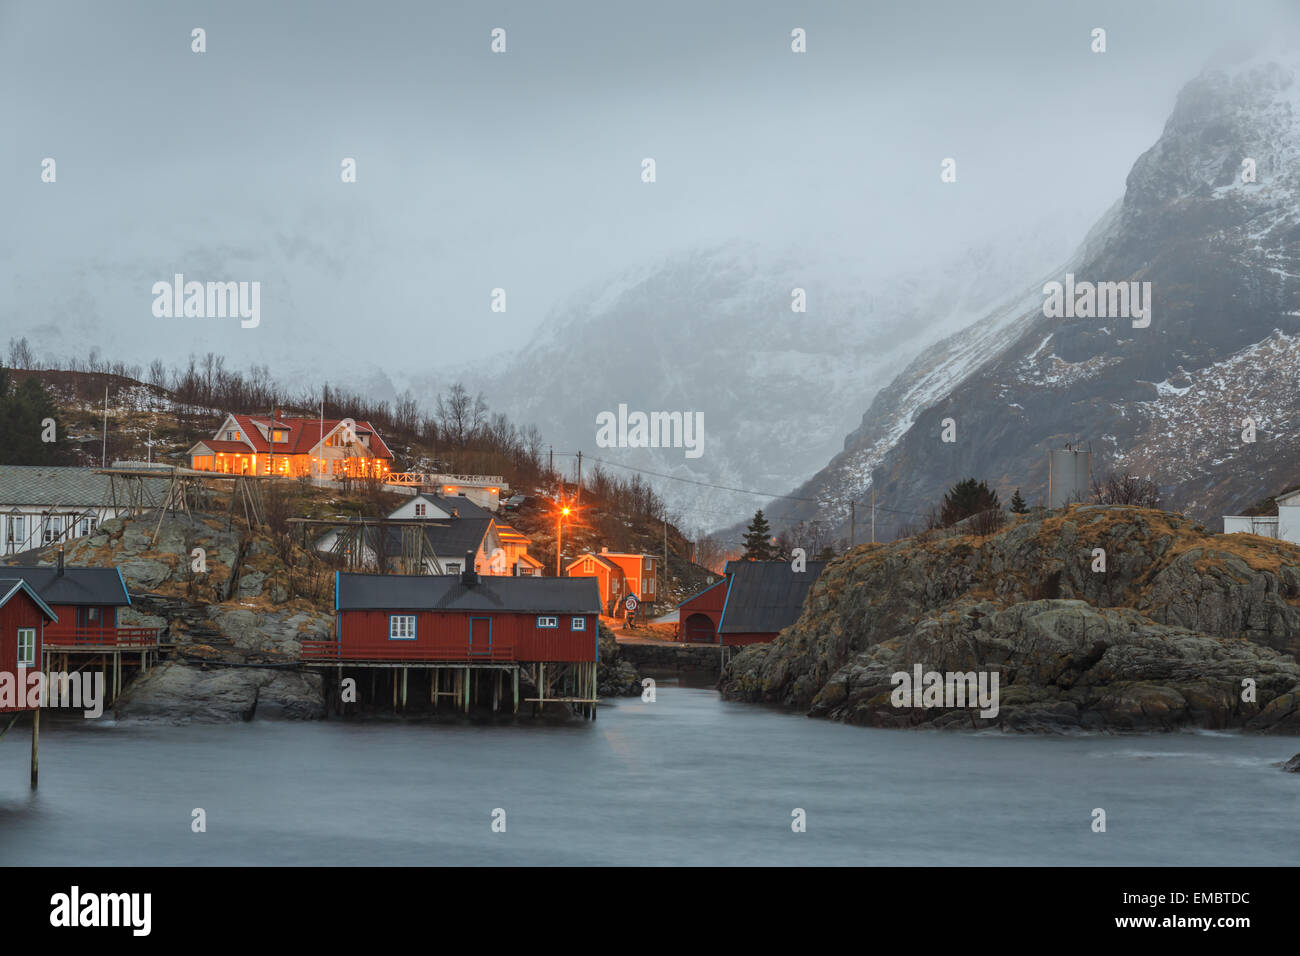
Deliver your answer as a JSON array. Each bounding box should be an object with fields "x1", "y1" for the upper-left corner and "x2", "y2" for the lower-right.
[{"x1": 721, "y1": 505, "x2": 1300, "y2": 733}]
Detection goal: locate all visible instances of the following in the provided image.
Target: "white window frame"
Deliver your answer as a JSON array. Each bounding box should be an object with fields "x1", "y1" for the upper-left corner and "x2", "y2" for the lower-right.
[
  {"x1": 415, "y1": 503, "x2": 426, "y2": 517},
  {"x1": 446, "y1": 562, "x2": 461, "y2": 575},
  {"x1": 389, "y1": 615, "x2": 416, "y2": 640},
  {"x1": 537, "y1": 616, "x2": 558, "y2": 628},
  {"x1": 43, "y1": 515, "x2": 61, "y2": 543},
  {"x1": 17, "y1": 627, "x2": 35, "y2": 667},
  {"x1": 571, "y1": 616, "x2": 586, "y2": 631}
]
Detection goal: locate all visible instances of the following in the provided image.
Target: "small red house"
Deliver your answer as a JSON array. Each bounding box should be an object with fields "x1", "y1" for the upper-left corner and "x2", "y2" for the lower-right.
[
  {"x1": 314, "y1": 566, "x2": 601, "y2": 663},
  {"x1": 3, "y1": 561, "x2": 151, "y2": 650},
  {"x1": 676, "y1": 576, "x2": 728, "y2": 643},
  {"x1": 0, "y1": 578, "x2": 57, "y2": 712},
  {"x1": 566, "y1": 548, "x2": 658, "y2": 615},
  {"x1": 713, "y1": 559, "x2": 827, "y2": 646}
]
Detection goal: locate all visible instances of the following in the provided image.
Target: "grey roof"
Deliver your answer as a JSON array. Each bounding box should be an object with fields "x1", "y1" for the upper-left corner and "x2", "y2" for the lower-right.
[
  {"x1": 0, "y1": 578, "x2": 59, "y2": 621},
  {"x1": 718, "y1": 560, "x2": 826, "y2": 635},
  {"x1": 0, "y1": 565, "x2": 131, "y2": 607},
  {"x1": 0, "y1": 465, "x2": 168, "y2": 508},
  {"x1": 370, "y1": 517, "x2": 493, "y2": 560},
  {"x1": 412, "y1": 493, "x2": 491, "y2": 520},
  {"x1": 337, "y1": 572, "x2": 601, "y2": 614}
]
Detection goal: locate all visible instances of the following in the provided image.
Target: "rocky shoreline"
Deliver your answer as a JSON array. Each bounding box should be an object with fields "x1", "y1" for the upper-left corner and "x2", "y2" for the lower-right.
[{"x1": 720, "y1": 506, "x2": 1300, "y2": 734}]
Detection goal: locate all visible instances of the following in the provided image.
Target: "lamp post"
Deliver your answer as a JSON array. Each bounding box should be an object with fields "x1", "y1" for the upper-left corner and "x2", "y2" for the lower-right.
[{"x1": 556, "y1": 505, "x2": 570, "y2": 576}]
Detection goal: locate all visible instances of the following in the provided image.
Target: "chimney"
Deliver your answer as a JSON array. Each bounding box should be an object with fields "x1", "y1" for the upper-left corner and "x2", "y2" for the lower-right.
[
  {"x1": 461, "y1": 550, "x2": 478, "y2": 587},
  {"x1": 57, "y1": 544, "x2": 64, "y2": 576}
]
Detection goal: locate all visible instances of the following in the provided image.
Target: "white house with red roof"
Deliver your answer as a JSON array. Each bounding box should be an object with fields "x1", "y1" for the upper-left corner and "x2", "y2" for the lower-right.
[{"x1": 187, "y1": 412, "x2": 394, "y2": 479}]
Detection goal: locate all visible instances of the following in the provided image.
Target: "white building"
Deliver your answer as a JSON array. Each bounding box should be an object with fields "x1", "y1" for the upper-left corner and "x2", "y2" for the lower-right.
[
  {"x1": 0, "y1": 465, "x2": 168, "y2": 556},
  {"x1": 1223, "y1": 489, "x2": 1300, "y2": 542}
]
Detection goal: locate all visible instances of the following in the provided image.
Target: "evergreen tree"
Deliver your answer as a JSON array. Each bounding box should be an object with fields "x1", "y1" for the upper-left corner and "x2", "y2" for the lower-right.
[
  {"x1": 940, "y1": 478, "x2": 1000, "y2": 527},
  {"x1": 1010, "y1": 488, "x2": 1028, "y2": 514},
  {"x1": 742, "y1": 509, "x2": 776, "y2": 560},
  {"x1": 0, "y1": 371, "x2": 64, "y2": 465}
]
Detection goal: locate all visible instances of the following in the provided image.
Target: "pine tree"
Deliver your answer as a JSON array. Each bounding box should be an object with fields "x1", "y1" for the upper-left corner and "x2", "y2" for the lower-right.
[
  {"x1": 1010, "y1": 488, "x2": 1028, "y2": 514},
  {"x1": 742, "y1": 509, "x2": 776, "y2": 560},
  {"x1": 940, "y1": 478, "x2": 1001, "y2": 527}
]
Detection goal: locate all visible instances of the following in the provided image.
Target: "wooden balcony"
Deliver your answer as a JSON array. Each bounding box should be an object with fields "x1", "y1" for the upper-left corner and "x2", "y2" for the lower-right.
[
  {"x1": 43, "y1": 625, "x2": 162, "y2": 650},
  {"x1": 301, "y1": 640, "x2": 516, "y2": 662}
]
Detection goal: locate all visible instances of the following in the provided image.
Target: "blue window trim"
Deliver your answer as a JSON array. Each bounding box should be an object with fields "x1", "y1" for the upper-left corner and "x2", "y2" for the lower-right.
[
  {"x1": 537, "y1": 615, "x2": 558, "y2": 628},
  {"x1": 571, "y1": 616, "x2": 586, "y2": 631},
  {"x1": 388, "y1": 613, "x2": 417, "y2": 640}
]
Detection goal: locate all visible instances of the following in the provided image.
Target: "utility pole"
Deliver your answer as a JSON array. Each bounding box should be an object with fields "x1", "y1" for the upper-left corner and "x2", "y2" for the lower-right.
[
  {"x1": 101, "y1": 386, "x2": 108, "y2": 468},
  {"x1": 871, "y1": 488, "x2": 876, "y2": 544},
  {"x1": 849, "y1": 501, "x2": 855, "y2": 548},
  {"x1": 663, "y1": 518, "x2": 668, "y2": 601},
  {"x1": 576, "y1": 450, "x2": 582, "y2": 498},
  {"x1": 548, "y1": 445, "x2": 553, "y2": 478}
]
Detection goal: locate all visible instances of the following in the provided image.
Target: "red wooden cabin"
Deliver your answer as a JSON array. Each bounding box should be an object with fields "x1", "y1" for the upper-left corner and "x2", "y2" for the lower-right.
[
  {"x1": 3, "y1": 558, "x2": 156, "y2": 650},
  {"x1": 676, "y1": 576, "x2": 728, "y2": 643},
  {"x1": 305, "y1": 563, "x2": 601, "y2": 663},
  {"x1": 0, "y1": 578, "x2": 57, "y2": 712},
  {"x1": 715, "y1": 559, "x2": 827, "y2": 646}
]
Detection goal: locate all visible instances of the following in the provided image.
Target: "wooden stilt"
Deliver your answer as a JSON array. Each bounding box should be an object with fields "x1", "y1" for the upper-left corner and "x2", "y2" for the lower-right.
[
  {"x1": 513, "y1": 666, "x2": 519, "y2": 715},
  {"x1": 401, "y1": 668, "x2": 408, "y2": 711},
  {"x1": 492, "y1": 670, "x2": 499, "y2": 712},
  {"x1": 392, "y1": 670, "x2": 398, "y2": 711},
  {"x1": 463, "y1": 667, "x2": 470, "y2": 713},
  {"x1": 30, "y1": 708, "x2": 39, "y2": 789}
]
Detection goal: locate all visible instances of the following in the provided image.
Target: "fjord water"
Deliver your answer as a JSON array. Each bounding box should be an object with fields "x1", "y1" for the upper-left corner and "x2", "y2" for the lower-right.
[{"x1": 1, "y1": 683, "x2": 1295, "y2": 866}]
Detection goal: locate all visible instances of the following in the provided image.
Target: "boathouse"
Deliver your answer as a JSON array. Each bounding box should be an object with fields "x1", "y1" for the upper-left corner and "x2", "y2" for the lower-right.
[
  {"x1": 715, "y1": 559, "x2": 826, "y2": 646},
  {"x1": 2, "y1": 552, "x2": 161, "y2": 699},
  {"x1": 301, "y1": 561, "x2": 602, "y2": 717},
  {"x1": 676, "y1": 576, "x2": 728, "y2": 643}
]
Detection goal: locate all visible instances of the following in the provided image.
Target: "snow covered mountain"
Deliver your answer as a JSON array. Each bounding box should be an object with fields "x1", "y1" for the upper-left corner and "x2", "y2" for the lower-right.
[
  {"x1": 758, "y1": 43, "x2": 1300, "y2": 540},
  {"x1": 461, "y1": 227, "x2": 1085, "y2": 534}
]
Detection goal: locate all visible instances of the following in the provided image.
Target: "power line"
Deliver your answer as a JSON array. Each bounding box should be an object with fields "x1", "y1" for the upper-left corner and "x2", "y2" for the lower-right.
[{"x1": 555, "y1": 451, "x2": 930, "y2": 519}]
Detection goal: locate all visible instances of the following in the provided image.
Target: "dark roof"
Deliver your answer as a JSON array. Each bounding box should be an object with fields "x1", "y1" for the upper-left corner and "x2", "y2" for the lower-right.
[
  {"x1": 0, "y1": 465, "x2": 168, "y2": 507},
  {"x1": 414, "y1": 493, "x2": 491, "y2": 520},
  {"x1": 0, "y1": 578, "x2": 59, "y2": 621},
  {"x1": 0, "y1": 565, "x2": 131, "y2": 607},
  {"x1": 373, "y1": 518, "x2": 493, "y2": 559},
  {"x1": 718, "y1": 560, "x2": 826, "y2": 635},
  {"x1": 337, "y1": 572, "x2": 601, "y2": 614}
]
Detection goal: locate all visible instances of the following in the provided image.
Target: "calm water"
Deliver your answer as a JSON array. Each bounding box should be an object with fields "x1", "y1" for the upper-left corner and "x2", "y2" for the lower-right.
[{"x1": 1, "y1": 683, "x2": 1297, "y2": 865}]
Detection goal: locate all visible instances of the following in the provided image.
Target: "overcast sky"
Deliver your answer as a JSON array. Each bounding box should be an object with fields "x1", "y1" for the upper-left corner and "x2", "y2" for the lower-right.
[{"x1": 2, "y1": 0, "x2": 1297, "y2": 378}]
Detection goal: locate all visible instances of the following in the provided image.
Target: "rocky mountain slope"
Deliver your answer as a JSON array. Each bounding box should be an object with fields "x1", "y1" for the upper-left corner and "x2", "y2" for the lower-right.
[
  {"x1": 720, "y1": 505, "x2": 1300, "y2": 733},
  {"x1": 757, "y1": 45, "x2": 1300, "y2": 539}
]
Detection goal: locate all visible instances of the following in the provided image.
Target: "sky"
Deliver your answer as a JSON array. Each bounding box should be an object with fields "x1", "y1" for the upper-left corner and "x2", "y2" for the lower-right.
[{"x1": 2, "y1": 0, "x2": 1298, "y2": 383}]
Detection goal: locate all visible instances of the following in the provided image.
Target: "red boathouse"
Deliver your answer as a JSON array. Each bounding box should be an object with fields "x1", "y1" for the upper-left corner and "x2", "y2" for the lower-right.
[
  {"x1": 676, "y1": 576, "x2": 728, "y2": 643},
  {"x1": 0, "y1": 578, "x2": 56, "y2": 712},
  {"x1": 302, "y1": 560, "x2": 603, "y2": 717}
]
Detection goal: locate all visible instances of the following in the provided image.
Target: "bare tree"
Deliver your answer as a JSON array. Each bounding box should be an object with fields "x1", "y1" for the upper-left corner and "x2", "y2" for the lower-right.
[{"x1": 1091, "y1": 472, "x2": 1161, "y2": 508}]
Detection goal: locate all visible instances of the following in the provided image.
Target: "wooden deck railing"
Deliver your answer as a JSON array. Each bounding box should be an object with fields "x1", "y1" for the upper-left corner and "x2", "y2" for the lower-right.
[
  {"x1": 43, "y1": 626, "x2": 162, "y2": 649},
  {"x1": 300, "y1": 640, "x2": 516, "y2": 662}
]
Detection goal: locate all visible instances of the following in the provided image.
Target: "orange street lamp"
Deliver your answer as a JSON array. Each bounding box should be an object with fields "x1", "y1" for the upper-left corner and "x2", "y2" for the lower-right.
[{"x1": 556, "y1": 504, "x2": 572, "y2": 576}]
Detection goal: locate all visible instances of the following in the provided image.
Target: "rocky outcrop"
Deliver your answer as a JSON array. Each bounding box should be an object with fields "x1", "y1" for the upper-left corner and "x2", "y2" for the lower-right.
[
  {"x1": 720, "y1": 506, "x2": 1300, "y2": 733},
  {"x1": 597, "y1": 628, "x2": 642, "y2": 697},
  {"x1": 118, "y1": 661, "x2": 325, "y2": 722}
]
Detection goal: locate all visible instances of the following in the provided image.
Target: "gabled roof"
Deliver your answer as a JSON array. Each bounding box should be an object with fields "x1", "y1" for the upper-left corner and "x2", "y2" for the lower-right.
[
  {"x1": 370, "y1": 518, "x2": 494, "y2": 560},
  {"x1": 0, "y1": 466, "x2": 168, "y2": 508},
  {"x1": 566, "y1": 552, "x2": 623, "y2": 574},
  {"x1": 717, "y1": 560, "x2": 826, "y2": 635},
  {"x1": 397, "y1": 493, "x2": 490, "y2": 520},
  {"x1": 0, "y1": 578, "x2": 59, "y2": 621},
  {"x1": 212, "y1": 414, "x2": 394, "y2": 459},
  {"x1": 0, "y1": 565, "x2": 132, "y2": 607},
  {"x1": 337, "y1": 572, "x2": 601, "y2": 614}
]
